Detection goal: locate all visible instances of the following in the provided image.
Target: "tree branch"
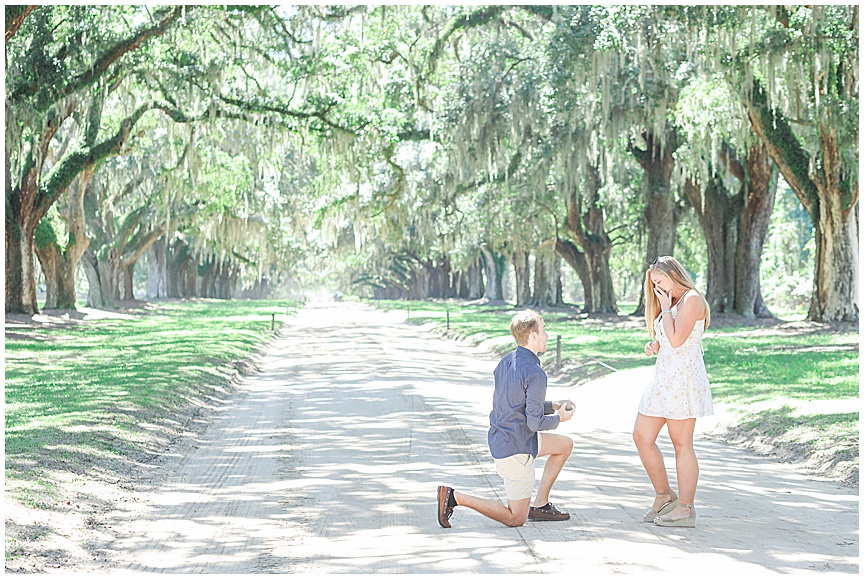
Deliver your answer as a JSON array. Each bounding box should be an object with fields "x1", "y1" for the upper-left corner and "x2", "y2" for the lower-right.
[
  {"x1": 36, "y1": 100, "x2": 170, "y2": 217},
  {"x1": 5, "y1": 5, "x2": 36, "y2": 44},
  {"x1": 741, "y1": 75, "x2": 819, "y2": 218},
  {"x1": 63, "y1": 6, "x2": 186, "y2": 99},
  {"x1": 121, "y1": 221, "x2": 167, "y2": 269},
  {"x1": 516, "y1": 5, "x2": 555, "y2": 22},
  {"x1": 213, "y1": 92, "x2": 356, "y2": 135},
  {"x1": 425, "y1": 6, "x2": 509, "y2": 80},
  {"x1": 12, "y1": 6, "x2": 187, "y2": 112},
  {"x1": 719, "y1": 141, "x2": 746, "y2": 183}
]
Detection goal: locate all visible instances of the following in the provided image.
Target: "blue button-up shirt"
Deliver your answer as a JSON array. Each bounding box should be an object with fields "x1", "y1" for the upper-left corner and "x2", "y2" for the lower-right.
[{"x1": 488, "y1": 346, "x2": 559, "y2": 459}]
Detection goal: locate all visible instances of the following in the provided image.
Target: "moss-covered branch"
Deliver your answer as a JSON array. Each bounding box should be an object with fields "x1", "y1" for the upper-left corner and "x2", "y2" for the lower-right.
[
  {"x1": 121, "y1": 222, "x2": 167, "y2": 270},
  {"x1": 454, "y1": 150, "x2": 523, "y2": 196},
  {"x1": 425, "y1": 6, "x2": 509, "y2": 80},
  {"x1": 9, "y1": 6, "x2": 186, "y2": 112},
  {"x1": 36, "y1": 103, "x2": 152, "y2": 218},
  {"x1": 212, "y1": 93, "x2": 354, "y2": 135},
  {"x1": 741, "y1": 76, "x2": 819, "y2": 219}
]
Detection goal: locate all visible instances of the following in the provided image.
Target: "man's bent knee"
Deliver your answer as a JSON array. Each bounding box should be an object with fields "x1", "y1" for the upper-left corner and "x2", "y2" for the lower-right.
[
  {"x1": 504, "y1": 512, "x2": 529, "y2": 527},
  {"x1": 505, "y1": 500, "x2": 531, "y2": 527},
  {"x1": 539, "y1": 433, "x2": 573, "y2": 457}
]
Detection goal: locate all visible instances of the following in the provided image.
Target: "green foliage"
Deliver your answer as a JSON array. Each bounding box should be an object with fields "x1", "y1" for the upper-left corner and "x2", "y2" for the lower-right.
[
  {"x1": 760, "y1": 182, "x2": 816, "y2": 315},
  {"x1": 33, "y1": 213, "x2": 60, "y2": 252}
]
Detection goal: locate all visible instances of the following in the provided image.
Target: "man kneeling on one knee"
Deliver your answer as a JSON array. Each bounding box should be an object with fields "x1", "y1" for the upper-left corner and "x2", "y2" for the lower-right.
[{"x1": 437, "y1": 310, "x2": 575, "y2": 528}]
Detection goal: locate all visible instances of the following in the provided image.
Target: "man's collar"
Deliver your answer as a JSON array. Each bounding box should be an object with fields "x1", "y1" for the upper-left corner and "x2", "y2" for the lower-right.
[{"x1": 516, "y1": 345, "x2": 541, "y2": 364}]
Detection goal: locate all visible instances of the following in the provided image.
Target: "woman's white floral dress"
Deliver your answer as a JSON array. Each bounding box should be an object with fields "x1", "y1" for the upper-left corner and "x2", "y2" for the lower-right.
[{"x1": 638, "y1": 292, "x2": 713, "y2": 419}]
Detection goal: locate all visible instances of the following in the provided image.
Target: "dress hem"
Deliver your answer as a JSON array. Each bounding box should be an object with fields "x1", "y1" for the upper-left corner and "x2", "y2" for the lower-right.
[{"x1": 637, "y1": 410, "x2": 714, "y2": 420}]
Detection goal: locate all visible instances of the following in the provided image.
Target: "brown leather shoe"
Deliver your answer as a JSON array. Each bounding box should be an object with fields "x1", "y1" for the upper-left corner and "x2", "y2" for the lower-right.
[
  {"x1": 528, "y1": 502, "x2": 570, "y2": 521},
  {"x1": 437, "y1": 486, "x2": 455, "y2": 528}
]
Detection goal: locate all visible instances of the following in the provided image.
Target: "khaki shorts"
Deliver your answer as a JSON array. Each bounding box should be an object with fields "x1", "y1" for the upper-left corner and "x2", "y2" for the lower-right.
[{"x1": 493, "y1": 433, "x2": 545, "y2": 501}]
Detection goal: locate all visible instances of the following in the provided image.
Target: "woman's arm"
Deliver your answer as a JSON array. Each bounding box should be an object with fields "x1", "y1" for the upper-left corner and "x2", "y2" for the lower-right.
[{"x1": 658, "y1": 292, "x2": 705, "y2": 348}]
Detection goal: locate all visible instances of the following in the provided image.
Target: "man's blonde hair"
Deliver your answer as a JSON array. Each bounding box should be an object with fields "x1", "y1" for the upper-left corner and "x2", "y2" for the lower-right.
[{"x1": 510, "y1": 310, "x2": 542, "y2": 346}]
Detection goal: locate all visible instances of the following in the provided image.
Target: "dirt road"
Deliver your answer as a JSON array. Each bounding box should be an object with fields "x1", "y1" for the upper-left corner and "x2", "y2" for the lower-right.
[{"x1": 84, "y1": 302, "x2": 858, "y2": 573}]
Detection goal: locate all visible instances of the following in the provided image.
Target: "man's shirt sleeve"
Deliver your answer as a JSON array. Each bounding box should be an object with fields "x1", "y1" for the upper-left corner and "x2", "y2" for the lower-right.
[{"x1": 525, "y1": 370, "x2": 560, "y2": 432}]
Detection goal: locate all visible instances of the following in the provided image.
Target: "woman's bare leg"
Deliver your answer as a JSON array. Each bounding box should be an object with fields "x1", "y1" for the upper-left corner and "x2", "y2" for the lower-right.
[
  {"x1": 633, "y1": 413, "x2": 676, "y2": 510},
  {"x1": 664, "y1": 418, "x2": 698, "y2": 518}
]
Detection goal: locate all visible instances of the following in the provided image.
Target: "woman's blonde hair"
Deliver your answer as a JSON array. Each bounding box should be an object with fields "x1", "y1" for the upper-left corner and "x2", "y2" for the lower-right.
[
  {"x1": 510, "y1": 310, "x2": 542, "y2": 346},
  {"x1": 644, "y1": 256, "x2": 710, "y2": 338}
]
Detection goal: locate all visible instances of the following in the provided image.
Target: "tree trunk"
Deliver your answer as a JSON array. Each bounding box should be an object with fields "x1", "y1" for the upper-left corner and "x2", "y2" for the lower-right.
[
  {"x1": 531, "y1": 246, "x2": 563, "y2": 307},
  {"x1": 34, "y1": 239, "x2": 78, "y2": 310},
  {"x1": 630, "y1": 130, "x2": 679, "y2": 315},
  {"x1": 454, "y1": 270, "x2": 468, "y2": 299},
  {"x1": 480, "y1": 246, "x2": 505, "y2": 302},
  {"x1": 6, "y1": 169, "x2": 44, "y2": 314},
  {"x1": 122, "y1": 262, "x2": 135, "y2": 300},
  {"x1": 200, "y1": 258, "x2": 216, "y2": 298},
  {"x1": 743, "y1": 77, "x2": 859, "y2": 322},
  {"x1": 215, "y1": 261, "x2": 234, "y2": 299},
  {"x1": 554, "y1": 252, "x2": 563, "y2": 305},
  {"x1": 167, "y1": 238, "x2": 191, "y2": 297},
  {"x1": 730, "y1": 143, "x2": 777, "y2": 318},
  {"x1": 810, "y1": 185, "x2": 859, "y2": 321},
  {"x1": 34, "y1": 236, "x2": 60, "y2": 309},
  {"x1": 183, "y1": 254, "x2": 199, "y2": 297},
  {"x1": 512, "y1": 250, "x2": 531, "y2": 307},
  {"x1": 584, "y1": 245, "x2": 617, "y2": 313},
  {"x1": 557, "y1": 164, "x2": 617, "y2": 313},
  {"x1": 440, "y1": 255, "x2": 456, "y2": 298},
  {"x1": 467, "y1": 258, "x2": 485, "y2": 299},
  {"x1": 147, "y1": 237, "x2": 168, "y2": 298},
  {"x1": 582, "y1": 167, "x2": 617, "y2": 313},
  {"x1": 83, "y1": 248, "x2": 115, "y2": 308},
  {"x1": 686, "y1": 142, "x2": 779, "y2": 318},
  {"x1": 683, "y1": 178, "x2": 738, "y2": 313},
  {"x1": 34, "y1": 170, "x2": 94, "y2": 309},
  {"x1": 6, "y1": 221, "x2": 42, "y2": 314},
  {"x1": 554, "y1": 237, "x2": 591, "y2": 310}
]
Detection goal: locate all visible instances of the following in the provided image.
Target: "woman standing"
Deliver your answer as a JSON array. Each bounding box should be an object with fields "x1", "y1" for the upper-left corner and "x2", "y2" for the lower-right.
[{"x1": 633, "y1": 256, "x2": 712, "y2": 528}]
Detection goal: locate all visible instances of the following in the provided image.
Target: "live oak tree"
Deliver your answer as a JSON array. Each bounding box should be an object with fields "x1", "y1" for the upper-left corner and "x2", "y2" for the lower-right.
[
  {"x1": 745, "y1": 6, "x2": 859, "y2": 323},
  {"x1": 674, "y1": 73, "x2": 777, "y2": 318},
  {"x1": 698, "y1": 5, "x2": 858, "y2": 322},
  {"x1": 5, "y1": 5, "x2": 187, "y2": 314}
]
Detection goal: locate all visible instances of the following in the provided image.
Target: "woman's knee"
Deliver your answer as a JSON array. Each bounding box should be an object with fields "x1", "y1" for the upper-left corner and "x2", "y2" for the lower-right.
[
  {"x1": 670, "y1": 438, "x2": 695, "y2": 455},
  {"x1": 633, "y1": 414, "x2": 664, "y2": 450},
  {"x1": 667, "y1": 421, "x2": 696, "y2": 454},
  {"x1": 632, "y1": 428, "x2": 656, "y2": 450}
]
